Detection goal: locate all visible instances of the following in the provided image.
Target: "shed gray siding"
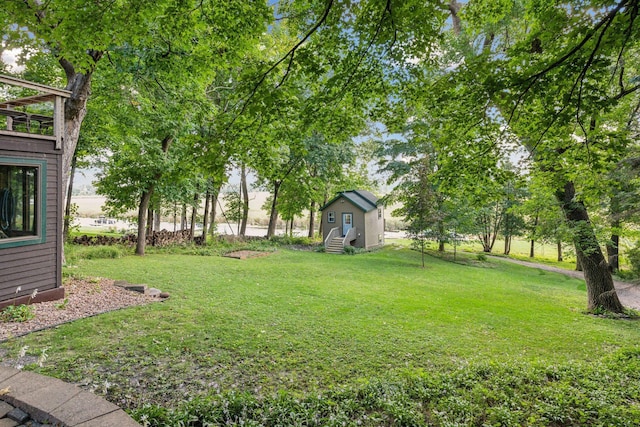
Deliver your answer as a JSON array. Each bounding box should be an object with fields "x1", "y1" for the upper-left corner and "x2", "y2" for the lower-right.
[
  {"x1": 0, "y1": 135, "x2": 62, "y2": 303},
  {"x1": 321, "y1": 191, "x2": 385, "y2": 250}
]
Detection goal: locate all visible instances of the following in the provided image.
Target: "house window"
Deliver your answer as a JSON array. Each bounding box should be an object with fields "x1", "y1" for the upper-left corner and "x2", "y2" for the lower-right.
[
  {"x1": 0, "y1": 159, "x2": 46, "y2": 247},
  {"x1": 378, "y1": 208, "x2": 382, "y2": 219},
  {"x1": 327, "y1": 211, "x2": 335, "y2": 223}
]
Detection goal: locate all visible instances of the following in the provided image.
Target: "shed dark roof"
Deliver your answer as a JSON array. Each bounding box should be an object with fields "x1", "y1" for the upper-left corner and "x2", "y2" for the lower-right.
[{"x1": 320, "y1": 190, "x2": 380, "y2": 213}]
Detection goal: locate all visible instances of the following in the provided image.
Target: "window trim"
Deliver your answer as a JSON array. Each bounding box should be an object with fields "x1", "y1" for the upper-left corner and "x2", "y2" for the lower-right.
[
  {"x1": 0, "y1": 157, "x2": 46, "y2": 248},
  {"x1": 327, "y1": 211, "x2": 335, "y2": 223}
]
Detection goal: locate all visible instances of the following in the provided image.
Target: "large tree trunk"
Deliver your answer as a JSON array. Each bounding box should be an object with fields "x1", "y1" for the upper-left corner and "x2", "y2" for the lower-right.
[
  {"x1": 61, "y1": 64, "x2": 98, "y2": 207},
  {"x1": 266, "y1": 181, "x2": 281, "y2": 238},
  {"x1": 240, "y1": 165, "x2": 249, "y2": 236},
  {"x1": 63, "y1": 153, "x2": 78, "y2": 241},
  {"x1": 557, "y1": 181, "x2": 623, "y2": 312}
]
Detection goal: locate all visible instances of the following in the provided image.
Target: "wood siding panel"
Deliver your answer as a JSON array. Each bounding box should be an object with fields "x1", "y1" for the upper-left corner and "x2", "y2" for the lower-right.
[{"x1": 0, "y1": 135, "x2": 61, "y2": 303}]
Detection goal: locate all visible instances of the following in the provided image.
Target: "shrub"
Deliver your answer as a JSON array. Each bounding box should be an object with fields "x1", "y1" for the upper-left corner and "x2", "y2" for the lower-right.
[
  {"x1": 626, "y1": 243, "x2": 640, "y2": 277},
  {"x1": 0, "y1": 304, "x2": 35, "y2": 322},
  {"x1": 476, "y1": 253, "x2": 487, "y2": 262},
  {"x1": 343, "y1": 245, "x2": 356, "y2": 255},
  {"x1": 82, "y1": 246, "x2": 124, "y2": 260}
]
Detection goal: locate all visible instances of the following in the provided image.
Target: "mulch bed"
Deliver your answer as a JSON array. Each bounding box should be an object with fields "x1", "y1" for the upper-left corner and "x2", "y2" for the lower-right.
[{"x1": 223, "y1": 250, "x2": 273, "y2": 260}]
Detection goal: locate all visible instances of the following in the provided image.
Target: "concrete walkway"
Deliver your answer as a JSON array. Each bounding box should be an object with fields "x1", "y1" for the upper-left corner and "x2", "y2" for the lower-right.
[{"x1": 0, "y1": 367, "x2": 139, "y2": 426}]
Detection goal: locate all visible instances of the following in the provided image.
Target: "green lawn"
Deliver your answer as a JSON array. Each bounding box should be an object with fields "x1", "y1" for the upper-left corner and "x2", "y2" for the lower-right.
[{"x1": 2, "y1": 245, "x2": 640, "y2": 425}]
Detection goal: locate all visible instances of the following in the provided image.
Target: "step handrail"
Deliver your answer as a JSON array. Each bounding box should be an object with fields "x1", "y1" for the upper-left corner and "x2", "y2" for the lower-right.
[
  {"x1": 324, "y1": 227, "x2": 340, "y2": 247},
  {"x1": 342, "y1": 227, "x2": 356, "y2": 246}
]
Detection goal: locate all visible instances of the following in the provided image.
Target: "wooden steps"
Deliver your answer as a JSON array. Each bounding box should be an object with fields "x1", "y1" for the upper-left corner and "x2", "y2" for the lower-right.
[{"x1": 326, "y1": 237, "x2": 344, "y2": 254}]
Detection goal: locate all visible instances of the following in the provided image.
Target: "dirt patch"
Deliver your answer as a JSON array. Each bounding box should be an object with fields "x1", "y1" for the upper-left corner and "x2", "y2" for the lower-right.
[
  {"x1": 224, "y1": 250, "x2": 273, "y2": 260},
  {"x1": 0, "y1": 278, "x2": 160, "y2": 342}
]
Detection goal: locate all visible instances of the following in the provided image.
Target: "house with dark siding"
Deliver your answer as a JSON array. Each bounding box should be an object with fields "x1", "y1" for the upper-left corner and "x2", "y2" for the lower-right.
[{"x1": 0, "y1": 75, "x2": 70, "y2": 308}]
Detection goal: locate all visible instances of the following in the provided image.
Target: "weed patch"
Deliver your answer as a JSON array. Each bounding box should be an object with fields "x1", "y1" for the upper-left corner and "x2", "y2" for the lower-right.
[{"x1": 130, "y1": 352, "x2": 640, "y2": 426}]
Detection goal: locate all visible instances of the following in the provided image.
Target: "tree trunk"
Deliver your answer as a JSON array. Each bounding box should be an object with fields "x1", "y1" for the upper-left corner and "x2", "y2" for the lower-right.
[
  {"x1": 240, "y1": 165, "x2": 249, "y2": 236},
  {"x1": 59, "y1": 60, "x2": 101, "y2": 264},
  {"x1": 266, "y1": 182, "x2": 281, "y2": 238},
  {"x1": 319, "y1": 193, "x2": 328, "y2": 238},
  {"x1": 61, "y1": 65, "x2": 98, "y2": 210},
  {"x1": 438, "y1": 222, "x2": 445, "y2": 252},
  {"x1": 308, "y1": 200, "x2": 316, "y2": 238},
  {"x1": 181, "y1": 204, "x2": 187, "y2": 231},
  {"x1": 154, "y1": 204, "x2": 160, "y2": 231},
  {"x1": 209, "y1": 186, "x2": 220, "y2": 236},
  {"x1": 557, "y1": 240, "x2": 563, "y2": 262},
  {"x1": 136, "y1": 189, "x2": 153, "y2": 256},
  {"x1": 202, "y1": 189, "x2": 211, "y2": 241},
  {"x1": 576, "y1": 257, "x2": 583, "y2": 271},
  {"x1": 173, "y1": 201, "x2": 177, "y2": 232},
  {"x1": 504, "y1": 235, "x2": 511, "y2": 255},
  {"x1": 556, "y1": 181, "x2": 623, "y2": 312},
  {"x1": 135, "y1": 136, "x2": 172, "y2": 256},
  {"x1": 607, "y1": 230, "x2": 620, "y2": 273},
  {"x1": 189, "y1": 193, "x2": 198, "y2": 240},
  {"x1": 529, "y1": 213, "x2": 538, "y2": 258},
  {"x1": 63, "y1": 153, "x2": 78, "y2": 241},
  {"x1": 289, "y1": 217, "x2": 294, "y2": 237},
  {"x1": 146, "y1": 207, "x2": 154, "y2": 236}
]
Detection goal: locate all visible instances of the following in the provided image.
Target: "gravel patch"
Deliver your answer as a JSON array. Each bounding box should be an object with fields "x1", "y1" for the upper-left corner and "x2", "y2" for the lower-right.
[{"x1": 0, "y1": 278, "x2": 159, "y2": 342}]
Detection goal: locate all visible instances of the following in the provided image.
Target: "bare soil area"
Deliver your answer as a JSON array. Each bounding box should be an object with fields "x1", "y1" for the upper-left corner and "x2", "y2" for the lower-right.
[
  {"x1": 0, "y1": 278, "x2": 159, "y2": 342},
  {"x1": 223, "y1": 250, "x2": 273, "y2": 260}
]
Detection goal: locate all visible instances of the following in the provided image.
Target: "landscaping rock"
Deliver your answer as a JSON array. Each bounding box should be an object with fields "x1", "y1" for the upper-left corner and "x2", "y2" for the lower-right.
[
  {"x1": 159, "y1": 292, "x2": 170, "y2": 299},
  {"x1": 145, "y1": 288, "x2": 162, "y2": 298},
  {"x1": 124, "y1": 284, "x2": 147, "y2": 294},
  {"x1": 0, "y1": 402, "x2": 12, "y2": 418},
  {"x1": 7, "y1": 408, "x2": 28, "y2": 423},
  {"x1": 0, "y1": 418, "x2": 18, "y2": 427}
]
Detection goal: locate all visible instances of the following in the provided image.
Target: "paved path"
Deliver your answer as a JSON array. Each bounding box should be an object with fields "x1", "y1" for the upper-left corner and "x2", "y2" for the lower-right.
[
  {"x1": 0, "y1": 367, "x2": 139, "y2": 426},
  {"x1": 491, "y1": 256, "x2": 640, "y2": 310}
]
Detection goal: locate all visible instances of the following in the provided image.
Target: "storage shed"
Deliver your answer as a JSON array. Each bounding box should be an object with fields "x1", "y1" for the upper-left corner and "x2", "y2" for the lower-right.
[
  {"x1": 0, "y1": 75, "x2": 70, "y2": 308},
  {"x1": 320, "y1": 190, "x2": 384, "y2": 253}
]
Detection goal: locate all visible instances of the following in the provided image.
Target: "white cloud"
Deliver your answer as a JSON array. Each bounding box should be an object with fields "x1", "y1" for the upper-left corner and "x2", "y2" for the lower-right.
[{"x1": 1, "y1": 48, "x2": 25, "y2": 72}]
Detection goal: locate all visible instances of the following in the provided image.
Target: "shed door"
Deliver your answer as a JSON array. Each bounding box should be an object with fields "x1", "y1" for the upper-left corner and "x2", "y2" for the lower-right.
[{"x1": 342, "y1": 213, "x2": 353, "y2": 236}]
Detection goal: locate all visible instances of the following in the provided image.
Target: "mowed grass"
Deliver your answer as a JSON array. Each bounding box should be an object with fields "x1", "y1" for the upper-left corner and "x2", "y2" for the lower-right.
[{"x1": 2, "y1": 246, "x2": 640, "y2": 419}]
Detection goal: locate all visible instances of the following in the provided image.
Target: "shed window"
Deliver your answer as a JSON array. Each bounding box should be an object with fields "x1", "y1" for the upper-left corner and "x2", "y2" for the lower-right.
[
  {"x1": 327, "y1": 211, "x2": 335, "y2": 223},
  {"x1": 0, "y1": 160, "x2": 45, "y2": 247},
  {"x1": 378, "y1": 208, "x2": 382, "y2": 219}
]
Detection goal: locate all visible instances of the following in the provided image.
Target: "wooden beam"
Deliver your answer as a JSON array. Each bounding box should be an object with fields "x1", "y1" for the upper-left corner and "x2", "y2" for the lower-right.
[
  {"x1": 0, "y1": 75, "x2": 71, "y2": 98},
  {"x1": 0, "y1": 93, "x2": 57, "y2": 108}
]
